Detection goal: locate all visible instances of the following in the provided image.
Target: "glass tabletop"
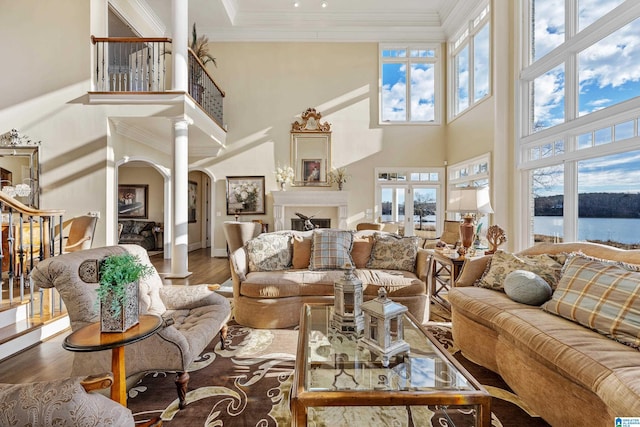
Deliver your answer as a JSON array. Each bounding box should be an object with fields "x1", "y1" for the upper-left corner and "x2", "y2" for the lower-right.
[{"x1": 302, "y1": 305, "x2": 477, "y2": 393}]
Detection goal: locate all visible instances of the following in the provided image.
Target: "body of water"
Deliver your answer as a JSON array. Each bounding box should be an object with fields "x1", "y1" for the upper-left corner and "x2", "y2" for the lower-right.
[{"x1": 534, "y1": 216, "x2": 640, "y2": 244}]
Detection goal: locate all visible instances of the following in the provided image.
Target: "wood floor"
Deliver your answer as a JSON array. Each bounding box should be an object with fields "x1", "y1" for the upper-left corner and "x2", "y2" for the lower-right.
[{"x1": 0, "y1": 249, "x2": 230, "y2": 384}]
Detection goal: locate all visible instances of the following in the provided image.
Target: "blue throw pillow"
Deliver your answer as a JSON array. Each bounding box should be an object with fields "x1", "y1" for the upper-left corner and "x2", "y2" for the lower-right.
[{"x1": 504, "y1": 269, "x2": 552, "y2": 306}]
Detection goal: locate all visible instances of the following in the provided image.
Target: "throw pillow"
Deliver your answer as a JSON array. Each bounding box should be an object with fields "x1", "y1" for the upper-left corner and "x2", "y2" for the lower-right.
[
  {"x1": 309, "y1": 229, "x2": 354, "y2": 270},
  {"x1": 474, "y1": 251, "x2": 564, "y2": 291},
  {"x1": 292, "y1": 235, "x2": 312, "y2": 269},
  {"x1": 542, "y1": 253, "x2": 640, "y2": 349},
  {"x1": 351, "y1": 236, "x2": 374, "y2": 268},
  {"x1": 246, "y1": 232, "x2": 292, "y2": 272},
  {"x1": 366, "y1": 233, "x2": 419, "y2": 272},
  {"x1": 504, "y1": 270, "x2": 553, "y2": 305}
]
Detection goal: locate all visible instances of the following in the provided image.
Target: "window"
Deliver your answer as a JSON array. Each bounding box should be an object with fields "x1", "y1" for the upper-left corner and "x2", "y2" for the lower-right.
[
  {"x1": 449, "y1": 3, "x2": 491, "y2": 119},
  {"x1": 447, "y1": 153, "x2": 492, "y2": 235},
  {"x1": 519, "y1": 0, "x2": 640, "y2": 249},
  {"x1": 379, "y1": 45, "x2": 440, "y2": 124},
  {"x1": 375, "y1": 168, "x2": 444, "y2": 237}
]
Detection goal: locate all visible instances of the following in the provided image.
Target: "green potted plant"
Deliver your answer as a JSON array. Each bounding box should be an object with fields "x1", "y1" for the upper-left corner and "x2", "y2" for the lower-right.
[
  {"x1": 97, "y1": 253, "x2": 154, "y2": 332},
  {"x1": 189, "y1": 23, "x2": 216, "y2": 102}
]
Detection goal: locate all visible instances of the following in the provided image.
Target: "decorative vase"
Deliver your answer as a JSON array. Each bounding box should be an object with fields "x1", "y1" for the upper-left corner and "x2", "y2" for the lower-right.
[
  {"x1": 279, "y1": 181, "x2": 286, "y2": 191},
  {"x1": 338, "y1": 182, "x2": 344, "y2": 191},
  {"x1": 100, "y1": 281, "x2": 139, "y2": 332},
  {"x1": 459, "y1": 216, "x2": 475, "y2": 252}
]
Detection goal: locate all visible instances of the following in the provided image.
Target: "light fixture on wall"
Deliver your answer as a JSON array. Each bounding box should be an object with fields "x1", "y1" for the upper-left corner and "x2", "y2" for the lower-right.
[
  {"x1": 293, "y1": 1, "x2": 300, "y2": 7},
  {"x1": 0, "y1": 129, "x2": 41, "y2": 147},
  {"x1": 448, "y1": 186, "x2": 493, "y2": 253},
  {"x1": 321, "y1": 1, "x2": 328, "y2": 8}
]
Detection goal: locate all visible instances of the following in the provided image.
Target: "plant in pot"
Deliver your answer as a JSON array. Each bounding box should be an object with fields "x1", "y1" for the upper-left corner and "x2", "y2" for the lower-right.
[
  {"x1": 189, "y1": 23, "x2": 216, "y2": 102},
  {"x1": 97, "y1": 253, "x2": 154, "y2": 333}
]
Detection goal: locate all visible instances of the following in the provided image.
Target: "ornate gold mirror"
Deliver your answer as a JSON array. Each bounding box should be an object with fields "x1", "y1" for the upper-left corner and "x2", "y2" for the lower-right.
[{"x1": 290, "y1": 108, "x2": 331, "y2": 187}]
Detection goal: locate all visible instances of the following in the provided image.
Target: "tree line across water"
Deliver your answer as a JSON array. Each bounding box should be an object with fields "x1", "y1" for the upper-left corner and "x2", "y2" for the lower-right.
[{"x1": 535, "y1": 192, "x2": 640, "y2": 218}]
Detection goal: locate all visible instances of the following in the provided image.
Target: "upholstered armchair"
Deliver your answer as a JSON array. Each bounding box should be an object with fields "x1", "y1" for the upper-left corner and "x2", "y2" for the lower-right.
[
  {"x1": 0, "y1": 373, "x2": 136, "y2": 427},
  {"x1": 31, "y1": 244, "x2": 231, "y2": 409}
]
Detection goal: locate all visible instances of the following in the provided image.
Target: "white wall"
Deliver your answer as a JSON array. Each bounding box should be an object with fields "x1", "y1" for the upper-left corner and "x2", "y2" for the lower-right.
[{"x1": 203, "y1": 42, "x2": 448, "y2": 251}]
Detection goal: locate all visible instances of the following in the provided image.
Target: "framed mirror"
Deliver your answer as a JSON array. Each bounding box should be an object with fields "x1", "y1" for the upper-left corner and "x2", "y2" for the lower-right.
[
  {"x1": 291, "y1": 108, "x2": 332, "y2": 187},
  {"x1": 0, "y1": 147, "x2": 39, "y2": 207}
]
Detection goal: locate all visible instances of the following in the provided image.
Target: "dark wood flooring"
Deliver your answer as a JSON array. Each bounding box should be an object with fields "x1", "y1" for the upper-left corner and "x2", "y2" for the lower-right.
[{"x1": 0, "y1": 249, "x2": 230, "y2": 384}]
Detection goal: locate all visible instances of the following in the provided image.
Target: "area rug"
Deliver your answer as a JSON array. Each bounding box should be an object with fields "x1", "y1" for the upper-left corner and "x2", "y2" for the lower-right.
[{"x1": 129, "y1": 322, "x2": 551, "y2": 426}]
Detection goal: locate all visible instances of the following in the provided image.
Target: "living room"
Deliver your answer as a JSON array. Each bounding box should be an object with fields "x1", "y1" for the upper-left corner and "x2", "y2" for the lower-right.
[{"x1": 1, "y1": 0, "x2": 640, "y2": 425}]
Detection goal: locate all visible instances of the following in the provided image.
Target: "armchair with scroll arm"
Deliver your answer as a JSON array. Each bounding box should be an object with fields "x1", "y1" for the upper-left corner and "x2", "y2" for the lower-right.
[
  {"x1": 31, "y1": 244, "x2": 231, "y2": 410},
  {"x1": 0, "y1": 372, "x2": 163, "y2": 427}
]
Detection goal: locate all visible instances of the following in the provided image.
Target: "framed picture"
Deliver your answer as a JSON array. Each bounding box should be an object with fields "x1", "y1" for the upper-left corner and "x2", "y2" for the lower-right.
[
  {"x1": 302, "y1": 159, "x2": 321, "y2": 183},
  {"x1": 118, "y1": 184, "x2": 148, "y2": 219},
  {"x1": 226, "y1": 176, "x2": 265, "y2": 215},
  {"x1": 188, "y1": 180, "x2": 197, "y2": 223}
]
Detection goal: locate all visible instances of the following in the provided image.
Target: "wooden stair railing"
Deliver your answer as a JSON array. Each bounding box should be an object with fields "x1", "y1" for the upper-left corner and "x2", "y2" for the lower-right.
[{"x1": 0, "y1": 190, "x2": 65, "y2": 319}]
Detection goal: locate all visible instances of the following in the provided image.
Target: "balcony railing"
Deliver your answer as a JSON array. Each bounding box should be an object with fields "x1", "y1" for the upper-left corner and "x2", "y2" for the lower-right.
[
  {"x1": 0, "y1": 191, "x2": 65, "y2": 320},
  {"x1": 91, "y1": 36, "x2": 225, "y2": 126}
]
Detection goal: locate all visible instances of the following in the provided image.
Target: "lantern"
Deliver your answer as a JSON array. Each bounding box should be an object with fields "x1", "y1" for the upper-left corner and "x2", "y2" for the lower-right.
[
  {"x1": 332, "y1": 265, "x2": 364, "y2": 335},
  {"x1": 359, "y1": 288, "x2": 410, "y2": 367}
]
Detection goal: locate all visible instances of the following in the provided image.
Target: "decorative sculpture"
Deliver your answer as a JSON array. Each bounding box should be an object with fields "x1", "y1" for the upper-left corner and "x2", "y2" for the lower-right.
[{"x1": 486, "y1": 225, "x2": 507, "y2": 254}]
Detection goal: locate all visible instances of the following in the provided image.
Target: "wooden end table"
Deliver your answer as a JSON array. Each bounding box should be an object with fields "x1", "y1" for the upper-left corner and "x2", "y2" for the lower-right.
[
  {"x1": 428, "y1": 250, "x2": 468, "y2": 312},
  {"x1": 63, "y1": 314, "x2": 163, "y2": 406}
]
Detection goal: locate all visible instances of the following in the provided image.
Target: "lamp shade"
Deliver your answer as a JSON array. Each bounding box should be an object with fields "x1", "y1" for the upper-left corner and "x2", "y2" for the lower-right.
[{"x1": 448, "y1": 186, "x2": 493, "y2": 214}]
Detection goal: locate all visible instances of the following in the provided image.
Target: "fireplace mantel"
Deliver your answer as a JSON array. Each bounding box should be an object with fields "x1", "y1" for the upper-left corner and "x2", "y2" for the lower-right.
[{"x1": 272, "y1": 190, "x2": 349, "y2": 231}]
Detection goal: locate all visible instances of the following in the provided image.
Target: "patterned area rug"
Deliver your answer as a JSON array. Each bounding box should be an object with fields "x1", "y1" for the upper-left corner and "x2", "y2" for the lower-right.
[{"x1": 129, "y1": 322, "x2": 551, "y2": 426}]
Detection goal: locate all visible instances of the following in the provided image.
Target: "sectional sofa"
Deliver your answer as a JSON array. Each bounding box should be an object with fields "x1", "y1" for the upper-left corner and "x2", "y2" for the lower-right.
[
  {"x1": 449, "y1": 242, "x2": 640, "y2": 426},
  {"x1": 228, "y1": 229, "x2": 429, "y2": 328}
]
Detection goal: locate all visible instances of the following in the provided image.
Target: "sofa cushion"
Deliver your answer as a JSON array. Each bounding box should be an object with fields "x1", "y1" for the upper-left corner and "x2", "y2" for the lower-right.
[
  {"x1": 475, "y1": 251, "x2": 565, "y2": 291},
  {"x1": 367, "y1": 233, "x2": 419, "y2": 272},
  {"x1": 542, "y1": 253, "x2": 640, "y2": 349},
  {"x1": 309, "y1": 229, "x2": 354, "y2": 270},
  {"x1": 504, "y1": 270, "x2": 552, "y2": 306},
  {"x1": 292, "y1": 235, "x2": 312, "y2": 269},
  {"x1": 352, "y1": 236, "x2": 374, "y2": 268},
  {"x1": 247, "y1": 232, "x2": 292, "y2": 272}
]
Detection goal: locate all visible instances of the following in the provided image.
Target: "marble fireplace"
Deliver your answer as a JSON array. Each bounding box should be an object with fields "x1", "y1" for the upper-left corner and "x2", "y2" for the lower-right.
[{"x1": 272, "y1": 190, "x2": 349, "y2": 231}]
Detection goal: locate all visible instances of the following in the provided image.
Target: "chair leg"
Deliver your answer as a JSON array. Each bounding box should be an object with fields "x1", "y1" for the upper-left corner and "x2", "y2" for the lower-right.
[
  {"x1": 219, "y1": 324, "x2": 228, "y2": 349},
  {"x1": 175, "y1": 371, "x2": 190, "y2": 409}
]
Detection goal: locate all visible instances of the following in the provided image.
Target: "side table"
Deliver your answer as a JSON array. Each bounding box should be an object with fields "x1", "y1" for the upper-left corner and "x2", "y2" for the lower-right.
[
  {"x1": 63, "y1": 314, "x2": 163, "y2": 406},
  {"x1": 428, "y1": 250, "x2": 467, "y2": 312}
]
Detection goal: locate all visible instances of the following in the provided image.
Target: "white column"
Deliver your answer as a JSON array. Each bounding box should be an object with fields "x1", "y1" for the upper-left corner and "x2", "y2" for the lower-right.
[
  {"x1": 169, "y1": 118, "x2": 191, "y2": 278},
  {"x1": 171, "y1": 0, "x2": 188, "y2": 92}
]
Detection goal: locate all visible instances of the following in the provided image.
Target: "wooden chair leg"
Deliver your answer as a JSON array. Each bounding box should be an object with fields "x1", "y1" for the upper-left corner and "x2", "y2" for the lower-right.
[
  {"x1": 175, "y1": 371, "x2": 190, "y2": 409},
  {"x1": 219, "y1": 324, "x2": 228, "y2": 349}
]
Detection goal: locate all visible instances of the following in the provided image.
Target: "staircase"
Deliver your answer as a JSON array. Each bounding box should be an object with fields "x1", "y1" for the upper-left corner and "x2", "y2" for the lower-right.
[{"x1": 0, "y1": 192, "x2": 69, "y2": 362}]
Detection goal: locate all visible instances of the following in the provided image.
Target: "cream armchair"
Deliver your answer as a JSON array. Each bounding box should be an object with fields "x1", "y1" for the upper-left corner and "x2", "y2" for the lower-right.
[
  {"x1": 31, "y1": 244, "x2": 231, "y2": 410},
  {"x1": 0, "y1": 373, "x2": 136, "y2": 427}
]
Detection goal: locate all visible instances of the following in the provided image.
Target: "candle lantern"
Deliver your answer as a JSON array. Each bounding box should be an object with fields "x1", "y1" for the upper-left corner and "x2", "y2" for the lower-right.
[
  {"x1": 359, "y1": 288, "x2": 410, "y2": 367},
  {"x1": 332, "y1": 264, "x2": 364, "y2": 335}
]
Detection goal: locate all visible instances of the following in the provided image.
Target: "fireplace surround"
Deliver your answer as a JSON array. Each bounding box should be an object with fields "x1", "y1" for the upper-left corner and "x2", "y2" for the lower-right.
[{"x1": 272, "y1": 190, "x2": 348, "y2": 231}]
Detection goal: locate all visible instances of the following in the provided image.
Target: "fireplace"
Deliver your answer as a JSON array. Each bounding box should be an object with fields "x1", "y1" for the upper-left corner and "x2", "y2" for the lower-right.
[
  {"x1": 291, "y1": 218, "x2": 331, "y2": 231},
  {"x1": 272, "y1": 191, "x2": 349, "y2": 231}
]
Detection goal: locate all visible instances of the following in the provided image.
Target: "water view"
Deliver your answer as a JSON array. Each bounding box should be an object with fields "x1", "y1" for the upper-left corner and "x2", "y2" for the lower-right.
[{"x1": 534, "y1": 216, "x2": 640, "y2": 245}]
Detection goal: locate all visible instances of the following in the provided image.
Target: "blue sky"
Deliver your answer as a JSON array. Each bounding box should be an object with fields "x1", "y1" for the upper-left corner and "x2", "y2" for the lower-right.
[{"x1": 532, "y1": 0, "x2": 640, "y2": 196}]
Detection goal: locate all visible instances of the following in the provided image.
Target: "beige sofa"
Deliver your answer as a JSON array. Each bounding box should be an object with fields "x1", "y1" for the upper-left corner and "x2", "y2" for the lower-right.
[
  {"x1": 228, "y1": 229, "x2": 430, "y2": 328},
  {"x1": 449, "y1": 242, "x2": 640, "y2": 426}
]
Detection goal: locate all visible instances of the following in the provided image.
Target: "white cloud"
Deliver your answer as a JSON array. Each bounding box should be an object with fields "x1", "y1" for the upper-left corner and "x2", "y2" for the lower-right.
[
  {"x1": 533, "y1": 0, "x2": 565, "y2": 60},
  {"x1": 578, "y1": 0, "x2": 625, "y2": 31},
  {"x1": 579, "y1": 18, "x2": 640, "y2": 89},
  {"x1": 533, "y1": 66, "x2": 565, "y2": 128}
]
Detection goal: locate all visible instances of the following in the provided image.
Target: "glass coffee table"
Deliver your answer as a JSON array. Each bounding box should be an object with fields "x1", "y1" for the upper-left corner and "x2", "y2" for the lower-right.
[{"x1": 290, "y1": 304, "x2": 491, "y2": 426}]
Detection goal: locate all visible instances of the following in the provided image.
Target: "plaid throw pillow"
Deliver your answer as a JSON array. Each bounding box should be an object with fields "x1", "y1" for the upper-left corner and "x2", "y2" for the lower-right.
[
  {"x1": 309, "y1": 229, "x2": 354, "y2": 270},
  {"x1": 542, "y1": 253, "x2": 640, "y2": 349}
]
